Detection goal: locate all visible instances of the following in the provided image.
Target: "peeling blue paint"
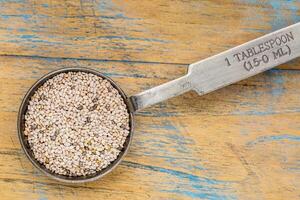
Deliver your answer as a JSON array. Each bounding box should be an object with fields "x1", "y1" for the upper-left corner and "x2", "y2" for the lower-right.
[
  {"x1": 240, "y1": 0, "x2": 300, "y2": 31},
  {"x1": 103, "y1": 72, "x2": 146, "y2": 78},
  {"x1": 242, "y1": 28, "x2": 268, "y2": 33},
  {"x1": 0, "y1": 0, "x2": 25, "y2": 2},
  {"x1": 20, "y1": 35, "x2": 38, "y2": 39},
  {"x1": 98, "y1": 0, "x2": 118, "y2": 12},
  {"x1": 152, "y1": 120, "x2": 179, "y2": 132},
  {"x1": 136, "y1": 111, "x2": 176, "y2": 117},
  {"x1": 0, "y1": 14, "x2": 51, "y2": 21},
  {"x1": 41, "y1": 3, "x2": 49, "y2": 8},
  {"x1": 1, "y1": 14, "x2": 31, "y2": 20},
  {"x1": 0, "y1": 15, "x2": 10, "y2": 19},
  {"x1": 247, "y1": 134, "x2": 300, "y2": 146},
  {"x1": 0, "y1": 53, "x2": 184, "y2": 66},
  {"x1": 134, "y1": 119, "x2": 206, "y2": 177},
  {"x1": 231, "y1": 69, "x2": 300, "y2": 116},
  {"x1": 123, "y1": 161, "x2": 236, "y2": 200},
  {"x1": 97, "y1": 35, "x2": 168, "y2": 43},
  {"x1": 267, "y1": 0, "x2": 300, "y2": 30},
  {"x1": 268, "y1": 0, "x2": 286, "y2": 30},
  {"x1": 8, "y1": 34, "x2": 67, "y2": 45},
  {"x1": 100, "y1": 13, "x2": 142, "y2": 20},
  {"x1": 71, "y1": 36, "x2": 86, "y2": 41},
  {"x1": 232, "y1": 108, "x2": 300, "y2": 116},
  {"x1": 162, "y1": 189, "x2": 236, "y2": 200},
  {"x1": 265, "y1": 70, "x2": 285, "y2": 97},
  {"x1": 33, "y1": 170, "x2": 48, "y2": 200},
  {"x1": 264, "y1": 69, "x2": 286, "y2": 117},
  {"x1": 17, "y1": 28, "x2": 26, "y2": 32}
]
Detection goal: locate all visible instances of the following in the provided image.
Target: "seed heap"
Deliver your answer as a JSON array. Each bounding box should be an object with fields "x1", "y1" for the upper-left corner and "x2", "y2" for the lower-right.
[{"x1": 24, "y1": 71, "x2": 130, "y2": 176}]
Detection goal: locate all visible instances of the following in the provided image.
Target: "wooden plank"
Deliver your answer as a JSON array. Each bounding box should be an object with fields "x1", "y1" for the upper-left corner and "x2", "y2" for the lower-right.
[
  {"x1": 0, "y1": 55, "x2": 299, "y2": 199},
  {"x1": 0, "y1": 0, "x2": 300, "y2": 68}
]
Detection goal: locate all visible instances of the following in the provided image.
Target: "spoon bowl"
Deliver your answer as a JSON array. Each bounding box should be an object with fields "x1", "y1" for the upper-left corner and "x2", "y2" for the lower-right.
[{"x1": 17, "y1": 67, "x2": 135, "y2": 183}]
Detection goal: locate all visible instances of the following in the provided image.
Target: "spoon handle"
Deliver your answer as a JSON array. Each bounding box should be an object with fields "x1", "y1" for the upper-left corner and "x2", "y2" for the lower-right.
[{"x1": 131, "y1": 22, "x2": 300, "y2": 111}]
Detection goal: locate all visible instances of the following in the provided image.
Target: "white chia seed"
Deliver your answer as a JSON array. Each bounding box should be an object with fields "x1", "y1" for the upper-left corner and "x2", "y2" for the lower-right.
[{"x1": 24, "y1": 71, "x2": 130, "y2": 176}]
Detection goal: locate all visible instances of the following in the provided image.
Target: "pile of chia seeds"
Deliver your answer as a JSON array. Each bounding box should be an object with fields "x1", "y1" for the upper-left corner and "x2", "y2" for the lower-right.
[{"x1": 24, "y1": 71, "x2": 130, "y2": 176}]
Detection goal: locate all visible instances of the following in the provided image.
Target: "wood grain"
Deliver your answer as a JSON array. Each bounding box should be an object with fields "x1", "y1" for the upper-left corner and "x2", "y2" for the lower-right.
[
  {"x1": 0, "y1": 0, "x2": 299, "y2": 200},
  {"x1": 0, "y1": 0, "x2": 300, "y2": 67},
  {"x1": 1, "y1": 55, "x2": 300, "y2": 199}
]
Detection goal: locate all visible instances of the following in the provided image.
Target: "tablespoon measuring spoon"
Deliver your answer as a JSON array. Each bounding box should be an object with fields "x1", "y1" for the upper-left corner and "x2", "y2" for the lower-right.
[
  {"x1": 18, "y1": 22, "x2": 300, "y2": 183},
  {"x1": 131, "y1": 22, "x2": 300, "y2": 111}
]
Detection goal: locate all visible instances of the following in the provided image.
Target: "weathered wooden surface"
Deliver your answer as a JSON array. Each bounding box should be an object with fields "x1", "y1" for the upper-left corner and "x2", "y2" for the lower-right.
[{"x1": 0, "y1": 0, "x2": 299, "y2": 199}]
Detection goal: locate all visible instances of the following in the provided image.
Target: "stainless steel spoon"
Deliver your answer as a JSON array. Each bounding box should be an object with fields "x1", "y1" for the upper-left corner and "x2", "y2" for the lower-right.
[{"x1": 18, "y1": 22, "x2": 300, "y2": 183}]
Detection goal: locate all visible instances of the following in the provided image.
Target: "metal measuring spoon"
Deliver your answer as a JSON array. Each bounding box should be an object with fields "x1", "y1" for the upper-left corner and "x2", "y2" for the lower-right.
[
  {"x1": 131, "y1": 22, "x2": 300, "y2": 110},
  {"x1": 18, "y1": 22, "x2": 300, "y2": 183}
]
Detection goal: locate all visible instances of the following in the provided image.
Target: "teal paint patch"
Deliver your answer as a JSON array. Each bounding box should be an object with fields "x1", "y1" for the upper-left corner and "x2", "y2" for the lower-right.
[{"x1": 247, "y1": 134, "x2": 300, "y2": 146}]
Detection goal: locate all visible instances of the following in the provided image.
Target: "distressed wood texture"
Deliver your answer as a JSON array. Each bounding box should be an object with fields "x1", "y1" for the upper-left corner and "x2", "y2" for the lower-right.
[{"x1": 0, "y1": 0, "x2": 300, "y2": 200}]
